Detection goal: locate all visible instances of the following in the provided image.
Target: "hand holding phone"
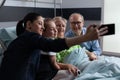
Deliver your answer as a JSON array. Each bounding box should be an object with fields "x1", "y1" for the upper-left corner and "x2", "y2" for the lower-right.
[{"x1": 99, "y1": 23, "x2": 115, "y2": 36}]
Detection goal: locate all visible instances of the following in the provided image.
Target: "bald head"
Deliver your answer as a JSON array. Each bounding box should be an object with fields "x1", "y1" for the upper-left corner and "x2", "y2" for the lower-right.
[{"x1": 69, "y1": 13, "x2": 84, "y2": 22}]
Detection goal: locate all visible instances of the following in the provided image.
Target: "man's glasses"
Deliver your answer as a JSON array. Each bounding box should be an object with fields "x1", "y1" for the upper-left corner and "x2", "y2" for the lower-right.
[{"x1": 70, "y1": 21, "x2": 81, "y2": 25}]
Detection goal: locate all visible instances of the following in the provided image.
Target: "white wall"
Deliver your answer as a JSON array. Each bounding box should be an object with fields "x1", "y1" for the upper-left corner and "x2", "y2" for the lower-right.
[
  {"x1": 0, "y1": 21, "x2": 17, "y2": 28},
  {"x1": 102, "y1": 0, "x2": 120, "y2": 53},
  {"x1": 1, "y1": 0, "x2": 103, "y2": 28},
  {"x1": 6, "y1": 0, "x2": 100, "y2": 8},
  {"x1": 1, "y1": 0, "x2": 61, "y2": 27},
  {"x1": 62, "y1": 0, "x2": 102, "y2": 34},
  {"x1": 62, "y1": 0, "x2": 103, "y2": 8},
  {"x1": 4, "y1": 0, "x2": 61, "y2": 8}
]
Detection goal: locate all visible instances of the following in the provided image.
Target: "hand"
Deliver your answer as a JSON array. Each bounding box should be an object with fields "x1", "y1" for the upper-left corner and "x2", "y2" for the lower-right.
[
  {"x1": 85, "y1": 24, "x2": 108, "y2": 40},
  {"x1": 66, "y1": 64, "x2": 79, "y2": 76},
  {"x1": 98, "y1": 26, "x2": 108, "y2": 36},
  {"x1": 57, "y1": 63, "x2": 79, "y2": 76},
  {"x1": 88, "y1": 52, "x2": 97, "y2": 61},
  {"x1": 94, "y1": 24, "x2": 108, "y2": 36}
]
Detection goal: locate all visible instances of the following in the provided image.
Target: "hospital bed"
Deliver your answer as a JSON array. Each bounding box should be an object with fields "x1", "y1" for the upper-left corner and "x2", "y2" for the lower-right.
[
  {"x1": 0, "y1": 26, "x2": 17, "y2": 66},
  {"x1": 0, "y1": 26, "x2": 120, "y2": 80}
]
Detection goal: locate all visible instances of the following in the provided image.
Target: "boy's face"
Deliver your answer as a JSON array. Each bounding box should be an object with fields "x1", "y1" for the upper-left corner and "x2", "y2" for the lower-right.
[{"x1": 43, "y1": 21, "x2": 58, "y2": 38}]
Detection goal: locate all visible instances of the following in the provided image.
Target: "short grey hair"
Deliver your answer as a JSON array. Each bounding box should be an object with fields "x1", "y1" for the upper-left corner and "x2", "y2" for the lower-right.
[
  {"x1": 53, "y1": 16, "x2": 67, "y2": 24},
  {"x1": 69, "y1": 13, "x2": 84, "y2": 22}
]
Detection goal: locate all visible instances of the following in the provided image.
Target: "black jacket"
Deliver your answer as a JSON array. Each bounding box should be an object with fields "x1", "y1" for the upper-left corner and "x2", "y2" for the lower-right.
[{"x1": 0, "y1": 31, "x2": 68, "y2": 80}]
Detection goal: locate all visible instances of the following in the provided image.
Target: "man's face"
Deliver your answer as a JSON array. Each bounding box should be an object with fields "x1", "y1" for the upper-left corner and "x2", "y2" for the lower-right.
[{"x1": 69, "y1": 15, "x2": 84, "y2": 34}]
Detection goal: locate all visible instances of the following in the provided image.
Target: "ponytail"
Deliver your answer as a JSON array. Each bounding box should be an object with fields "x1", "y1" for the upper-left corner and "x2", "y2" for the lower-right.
[
  {"x1": 16, "y1": 12, "x2": 42, "y2": 36},
  {"x1": 16, "y1": 20, "x2": 25, "y2": 36}
]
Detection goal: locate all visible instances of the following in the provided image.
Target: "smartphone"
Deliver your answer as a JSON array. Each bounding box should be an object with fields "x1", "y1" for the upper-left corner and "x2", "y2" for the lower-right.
[{"x1": 100, "y1": 23, "x2": 115, "y2": 36}]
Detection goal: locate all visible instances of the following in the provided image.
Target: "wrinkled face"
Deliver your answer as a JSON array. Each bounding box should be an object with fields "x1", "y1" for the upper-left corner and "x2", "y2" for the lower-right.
[
  {"x1": 55, "y1": 20, "x2": 66, "y2": 34},
  {"x1": 43, "y1": 21, "x2": 58, "y2": 38},
  {"x1": 69, "y1": 14, "x2": 84, "y2": 33},
  {"x1": 26, "y1": 16, "x2": 44, "y2": 35}
]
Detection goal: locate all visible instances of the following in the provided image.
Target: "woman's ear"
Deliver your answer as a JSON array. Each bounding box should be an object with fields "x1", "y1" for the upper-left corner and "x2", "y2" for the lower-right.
[{"x1": 26, "y1": 21, "x2": 32, "y2": 31}]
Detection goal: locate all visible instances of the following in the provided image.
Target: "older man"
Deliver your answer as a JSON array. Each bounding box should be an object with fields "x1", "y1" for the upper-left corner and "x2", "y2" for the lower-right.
[{"x1": 65, "y1": 13, "x2": 102, "y2": 59}]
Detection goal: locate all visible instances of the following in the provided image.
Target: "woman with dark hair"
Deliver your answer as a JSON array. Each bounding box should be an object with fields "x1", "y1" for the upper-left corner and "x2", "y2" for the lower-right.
[{"x1": 0, "y1": 12, "x2": 107, "y2": 80}]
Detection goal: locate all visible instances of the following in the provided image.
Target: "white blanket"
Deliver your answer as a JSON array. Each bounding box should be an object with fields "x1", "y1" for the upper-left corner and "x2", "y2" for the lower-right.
[{"x1": 64, "y1": 48, "x2": 120, "y2": 80}]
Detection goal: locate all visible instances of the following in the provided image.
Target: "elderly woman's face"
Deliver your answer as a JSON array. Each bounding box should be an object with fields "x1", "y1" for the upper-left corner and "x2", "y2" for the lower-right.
[{"x1": 55, "y1": 20, "x2": 66, "y2": 34}]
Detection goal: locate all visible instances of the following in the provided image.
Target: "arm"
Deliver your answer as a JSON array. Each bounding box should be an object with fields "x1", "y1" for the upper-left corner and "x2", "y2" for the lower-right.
[
  {"x1": 85, "y1": 40, "x2": 101, "y2": 61},
  {"x1": 30, "y1": 25, "x2": 107, "y2": 52},
  {"x1": 85, "y1": 51, "x2": 97, "y2": 61},
  {"x1": 65, "y1": 25, "x2": 108, "y2": 47},
  {"x1": 91, "y1": 40, "x2": 102, "y2": 56},
  {"x1": 83, "y1": 47, "x2": 97, "y2": 61}
]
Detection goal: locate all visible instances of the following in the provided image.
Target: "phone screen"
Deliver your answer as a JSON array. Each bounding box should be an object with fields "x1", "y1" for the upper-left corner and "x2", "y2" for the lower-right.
[{"x1": 100, "y1": 23, "x2": 115, "y2": 36}]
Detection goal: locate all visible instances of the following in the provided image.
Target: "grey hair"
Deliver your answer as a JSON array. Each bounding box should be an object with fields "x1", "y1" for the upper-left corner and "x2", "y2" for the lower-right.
[
  {"x1": 53, "y1": 16, "x2": 67, "y2": 24},
  {"x1": 69, "y1": 13, "x2": 84, "y2": 22}
]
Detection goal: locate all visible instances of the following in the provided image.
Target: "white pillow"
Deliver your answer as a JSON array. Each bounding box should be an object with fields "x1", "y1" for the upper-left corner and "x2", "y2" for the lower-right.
[{"x1": 0, "y1": 26, "x2": 17, "y2": 47}]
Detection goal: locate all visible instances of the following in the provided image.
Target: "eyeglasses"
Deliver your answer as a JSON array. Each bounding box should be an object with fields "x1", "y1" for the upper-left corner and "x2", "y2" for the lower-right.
[{"x1": 70, "y1": 21, "x2": 82, "y2": 25}]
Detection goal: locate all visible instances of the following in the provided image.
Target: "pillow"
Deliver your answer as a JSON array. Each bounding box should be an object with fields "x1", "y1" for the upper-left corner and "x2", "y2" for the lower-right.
[
  {"x1": 0, "y1": 38, "x2": 6, "y2": 66},
  {"x1": 0, "y1": 39, "x2": 6, "y2": 55},
  {"x1": 0, "y1": 26, "x2": 17, "y2": 66},
  {"x1": 56, "y1": 45, "x2": 81, "y2": 63},
  {"x1": 64, "y1": 47, "x2": 89, "y2": 65},
  {"x1": 0, "y1": 26, "x2": 17, "y2": 47}
]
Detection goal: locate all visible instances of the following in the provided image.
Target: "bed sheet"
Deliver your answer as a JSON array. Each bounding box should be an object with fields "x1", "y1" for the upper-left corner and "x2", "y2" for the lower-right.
[
  {"x1": 74, "y1": 55, "x2": 120, "y2": 80},
  {"x1": 53, "y1": 70, "x2": 75, "y2": 80},
  {"x1": 54, "y1": 47, "x2": 120, "y2": 80}
]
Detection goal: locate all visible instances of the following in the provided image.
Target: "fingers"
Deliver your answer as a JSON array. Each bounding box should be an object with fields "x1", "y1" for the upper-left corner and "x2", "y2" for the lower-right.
[
  {"x1": 93, "y1": 25, "x2": 108, "y2": 36},
  {"x1": 99, "y1": 27, "x2": 108, "y2": 36},
  {"x1": 86, "y1": 25, "x2": 99, "y2": 40},
  {"x1": 99, "y1": 26, "x2": 107, "y2": 31},
  {"x1": 85, "y1": 24, "x2": 108, "y2": 41},
  {"x1": 67, "y1": 65, "x2": 79, "y2": 76},
  {"x1": 68, "y1": 68, "x2": 77, "y2": 76},
  {"x1": 99, "y1": 30, "x2": 108, "y2": 36},
  {"x1": 88, "y1": 24, "x2": 108, "y2": 36},
  {"x1": 87, "y1": 24, "x2": 97, "y2": 30}
]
